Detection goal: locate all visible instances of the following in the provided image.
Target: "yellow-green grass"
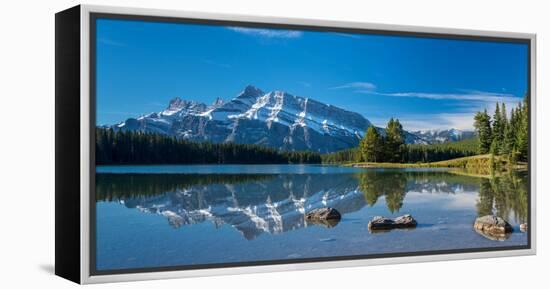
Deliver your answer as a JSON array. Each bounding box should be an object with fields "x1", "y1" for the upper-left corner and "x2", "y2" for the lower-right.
[
  {"x1": 347, "y1": 154, "x2": 526, "y2": 172},
  {"x1": 347, "y1": 154, "x2": 488, "y2": 168}
]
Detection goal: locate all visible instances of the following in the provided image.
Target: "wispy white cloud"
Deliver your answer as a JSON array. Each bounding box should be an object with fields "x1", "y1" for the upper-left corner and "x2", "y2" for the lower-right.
[
  {"x1": 227, "y1": 27, "x2": 302, "y2": 38},
  {"x1": 298, "y1": 81, "x2": 312, "y2": 88},
  {"x1": 369, "y1": 104, "x2": 523, "y2": 131},
  {"x1": 330, "y1": 82, "x2": 376, "y2": 91},
  {"x1": 332, "y1": 81, "x2": 525, "y2": 130},
  {"x1": 373, "y1": 90, "x2": 524, "y2": 125},
  {"x1": 383, "y1": 99, "x2": 524, "y2": 131},
  {"x1": 336, "y1": 81, "x2": 522, "y2": 105},
  {"x1": 371, "y1": 90, "x2": 520, "y2": 104}
]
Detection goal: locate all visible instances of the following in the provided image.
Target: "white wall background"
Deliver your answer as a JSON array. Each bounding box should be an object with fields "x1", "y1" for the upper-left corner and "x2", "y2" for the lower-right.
[{"x1": 0, "y1": 0, "x2": 547, "y2": 287}]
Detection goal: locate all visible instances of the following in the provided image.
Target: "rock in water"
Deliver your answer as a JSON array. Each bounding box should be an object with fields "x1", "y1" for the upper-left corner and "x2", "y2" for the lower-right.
[
  {"x1": 367, "y1": 216, "x2": 395, "y2": 230},
  {"x1": 394, "y1": 214, "x2": 417, "y2": 227},
  {"x1": 368, "y1": 214, "x2": 417, "y2": 231},
  {"x1": 306, "y1": 207, "x2": 341, "y2": 220},
  {"x1": 520, "y1": 223, "x2": 528, "y2": 233},
  {"x1": 306, "y1": 208, "x2": 342, "y2": 227},
  {"x1": 474, "y1": 215, "x2": 513, "y2": 240}
]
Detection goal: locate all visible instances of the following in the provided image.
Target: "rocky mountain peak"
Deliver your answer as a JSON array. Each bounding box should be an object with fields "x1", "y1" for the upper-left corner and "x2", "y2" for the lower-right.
[
  {"x1": 162, "y1": 97, "x2": 209, "y2": 117},
  {"x1": 167, "y1": 97, "x2": 190, "y2": 110},
  {"x1": 212, "y1": 97, "x2": 224, "y2": 107},
  {"x1": 237, "y1": 85, "x2": 264, "y2": 99}
]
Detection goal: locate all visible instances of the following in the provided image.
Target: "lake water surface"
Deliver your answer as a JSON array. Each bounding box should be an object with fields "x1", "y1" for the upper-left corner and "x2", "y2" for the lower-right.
[{"x1": 95, "y1": 164, "x2": 528, "y2": 271}]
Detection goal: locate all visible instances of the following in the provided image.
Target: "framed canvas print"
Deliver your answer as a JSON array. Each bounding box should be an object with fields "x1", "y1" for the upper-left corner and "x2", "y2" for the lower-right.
[{"x1": 55, "y1": 4, "x2": 536, "y2": 284}]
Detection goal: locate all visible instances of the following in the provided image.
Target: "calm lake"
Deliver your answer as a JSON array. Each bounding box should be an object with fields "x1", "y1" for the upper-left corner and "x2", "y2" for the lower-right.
[{"x1": 95, "y1": 164, "x2": 528, "y2": 271}]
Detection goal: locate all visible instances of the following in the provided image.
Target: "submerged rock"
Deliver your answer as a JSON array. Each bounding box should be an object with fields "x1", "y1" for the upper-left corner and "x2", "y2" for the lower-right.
[
  {"x1": 306, "y1": 207, "x2": 341, "y2": 227},
  {"x1": 520, "y1": 223, "x2": 528, "y2": 233},
  {"x1": 474, "y1": 215, "x2": 513, "y2": 241},
  {"x1": 368, "y1": 214, "x2": 417, "y2": 231}
]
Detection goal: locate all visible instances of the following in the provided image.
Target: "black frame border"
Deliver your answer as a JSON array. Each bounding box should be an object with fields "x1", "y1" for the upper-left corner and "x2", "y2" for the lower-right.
[
  {"x1": 89, "y1": 12, "x2": 532, "y2": 277},
  {"x1": 55, "y1": 5, "x2": 82, "y2": 284}
]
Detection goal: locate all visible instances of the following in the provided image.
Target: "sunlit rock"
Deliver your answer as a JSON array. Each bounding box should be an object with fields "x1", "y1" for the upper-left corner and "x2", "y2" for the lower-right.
[
  {"x1": 305, "y1": 207, "x2": 341, "y2": 228},
  {"x1": 367, "y1": 214, "x2": 417, "y2": 231},
  {"x1": 474, "y1": 215, "x2": 513, "y2": 240}
]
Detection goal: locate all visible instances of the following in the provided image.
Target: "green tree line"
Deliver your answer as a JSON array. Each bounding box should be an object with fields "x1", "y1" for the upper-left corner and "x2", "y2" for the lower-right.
[
  {"x1": 473, "y1": 96, "x2": 529, "y2": 162},
  {"x1": 96, "y1": 128, "x2": 322, "y2": 165},
  {"x1": 403, "y1": 138, "x2": 478, "y2": 163},
  {"x1": 322, "y1": 119, "x2": 477, "y2": 164}
]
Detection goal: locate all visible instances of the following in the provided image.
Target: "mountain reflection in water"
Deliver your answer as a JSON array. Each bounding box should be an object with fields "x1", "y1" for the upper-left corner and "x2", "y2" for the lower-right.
[{"x1": 96, "y1": 170, "x2": 527, "y2": 240}]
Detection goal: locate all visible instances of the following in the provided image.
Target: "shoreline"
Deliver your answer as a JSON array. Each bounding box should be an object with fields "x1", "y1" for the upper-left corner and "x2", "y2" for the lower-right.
[{"x1": 341, "y1": 154, "x2": 527, "y2": 178}]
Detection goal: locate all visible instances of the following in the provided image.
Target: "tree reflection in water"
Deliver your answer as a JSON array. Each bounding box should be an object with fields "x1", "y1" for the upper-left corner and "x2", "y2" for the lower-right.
[
  {"x1": 357, "y1": 172, "x2": 407, "y2": 213},
  {"x1": 476, "y1": 171, "x2": 528, "y2": 224}
]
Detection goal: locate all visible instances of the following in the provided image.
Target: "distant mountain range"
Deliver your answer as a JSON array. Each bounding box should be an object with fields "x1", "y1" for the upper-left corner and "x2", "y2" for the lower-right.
[
  {"x1": 411, "y1": 129, "x2": 476, "y2": 144},
  {"x1": 109, "y1": 85, "x2": 475, "y2": 153}
]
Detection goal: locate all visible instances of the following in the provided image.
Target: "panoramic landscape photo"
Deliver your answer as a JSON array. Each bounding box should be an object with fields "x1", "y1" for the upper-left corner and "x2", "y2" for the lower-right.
[{"x1": 94, "y1": 18, "x2": 529, "y2": 271}]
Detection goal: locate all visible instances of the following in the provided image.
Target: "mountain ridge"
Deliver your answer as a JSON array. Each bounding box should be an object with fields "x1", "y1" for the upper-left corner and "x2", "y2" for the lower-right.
[{"x1": 112, "y1": 85, "x2": 474, "y2": 152}]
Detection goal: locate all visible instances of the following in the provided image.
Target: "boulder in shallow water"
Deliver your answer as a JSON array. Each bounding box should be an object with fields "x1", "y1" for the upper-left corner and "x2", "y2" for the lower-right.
[
  {"x1": 368, "y1": 214, "x2": 417, "y2": 231},
  {"x1": 394, "y1": 214, "x2": 417, "y2": 227},
  {"x1": 367, "y1": 216, "x2": 395, "y2": 230},
  {"x1": 305, "y1": 208, "x2": 341, "y2": 227},
  {"x1": 520, "y1": 223, "x2": 528, "y2": 233},
  {"x1": 474, "y1": 215, "x2": 513, "y2": 240}
]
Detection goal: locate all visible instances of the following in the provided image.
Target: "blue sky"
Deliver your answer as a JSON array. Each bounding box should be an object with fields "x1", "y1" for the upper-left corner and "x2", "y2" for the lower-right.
[{"x1": 96, "y1": 18, "x2": 528, "y2": 130}]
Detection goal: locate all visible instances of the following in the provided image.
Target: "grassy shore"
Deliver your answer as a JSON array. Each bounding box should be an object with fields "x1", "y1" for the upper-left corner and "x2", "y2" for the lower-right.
[{"x1": 346, "y1": 154, "x2": 527, "y2": 176}]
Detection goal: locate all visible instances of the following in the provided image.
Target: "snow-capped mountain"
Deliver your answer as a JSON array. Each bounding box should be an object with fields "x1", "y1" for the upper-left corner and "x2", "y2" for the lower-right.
[
  {"x1": 113, "y1": 85, "x2": 447, "y2": 152},
  {"x1": 411, "y1": 129, "x2": 475, "y2": 144},
  {"x1": 115, "y1": 85, "x2": 377, "y2": 153}
]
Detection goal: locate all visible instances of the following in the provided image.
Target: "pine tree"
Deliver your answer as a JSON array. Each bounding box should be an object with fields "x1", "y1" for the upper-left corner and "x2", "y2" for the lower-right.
[
  {"x1": 502, "y1": 106, "x2": 515, "y2": 157},
  {"x1": 515, "y1": 96, "x2": 529, "y2": 161},
  {"x1": 492, "y1": 102, "x2": 505, "y2": 155},
  {"x1": 384, "y1": 118, "x2": 405, "y2": 162},
  {"x1": 502, "y1": 123, "x2": 514, "y2": 156},
  {"x1": 474, "y1": 109, "x2": 492, "y2": 154},
  {"x1": 362, "y1": 126, "x2": 382, "y2": 162},
  {"x1": 358, "y1": 135, "x2": 368, "y2": 162}
]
